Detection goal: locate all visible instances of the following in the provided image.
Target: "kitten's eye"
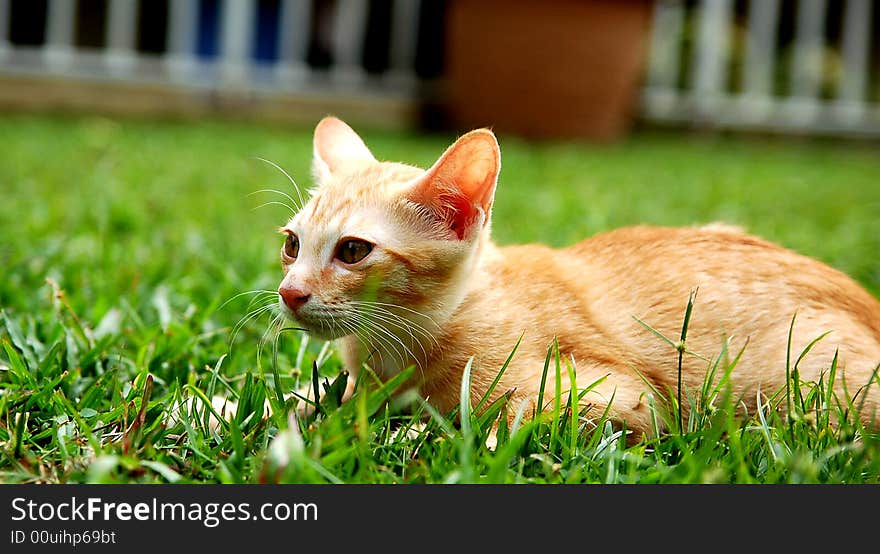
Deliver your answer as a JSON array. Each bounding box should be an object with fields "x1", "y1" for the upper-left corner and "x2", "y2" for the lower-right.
[
  {"x1": 283, "y1": 234, "x2": 299, "y2": 259},
  {"x1": 336, "y1": 239, "x2": 373, "y2": 265}
]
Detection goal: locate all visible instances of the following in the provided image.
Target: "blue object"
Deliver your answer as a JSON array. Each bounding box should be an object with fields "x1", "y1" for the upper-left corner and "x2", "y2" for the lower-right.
[
  {"x1": 253, "y1": 0, "x2": 280, "y2": 63},
  {"x1": 196, "y1": 0, "x2": 220, "y2": 59}
]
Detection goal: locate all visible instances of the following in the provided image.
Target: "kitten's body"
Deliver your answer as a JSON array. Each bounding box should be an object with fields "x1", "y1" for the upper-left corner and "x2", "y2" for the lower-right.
[
  {"x1": 370, "y1": 226, "x2": 880, "y2": 433},
  {"x1": 274, "y1": 117, "x2": 880, "y2": 438}
]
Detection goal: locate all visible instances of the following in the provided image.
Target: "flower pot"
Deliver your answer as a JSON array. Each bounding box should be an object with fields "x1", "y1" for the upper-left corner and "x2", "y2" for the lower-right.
[{"x1": 446, "y1": 0, "x2": 653, "y2": 141}]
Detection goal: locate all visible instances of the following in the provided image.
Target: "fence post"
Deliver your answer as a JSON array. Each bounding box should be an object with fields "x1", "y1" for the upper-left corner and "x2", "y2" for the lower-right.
[
  {"x1": 0, "y1": 0, "x2": 9, "y2": 63},
  {"x1": 331, "y1": 0, "x2": 368, "y2": 85},
  {"x1": 386, "y1": 0, "x2": 422, "y2": 89},
  {"x1": 643, "y1": 0, "x2": 685, "y2": 117},
  {"x1": 691, "y1": 0, "x2": 733, "y2": 121},
  {"x1": 787, "y1": 0, "x2": 828, "y2": 125},
  {"x1": 741, "y1": 0, "x2": 781, "y2": 122},
  {"x1": 165, "y1": 0, "x2": 198, "y2": 81},
  {"x1": 45, "y1": 0, "x2": 75, "y2": 72},
  {"x1": 836, "y1": 0, "x2": 871, "y2": 124},
  {"x1": 106, "y1": 0, "x2": 138, "y2": 76},
  {"x1": 220, "y1": 0, "x2": 256, "y2": 87},
  {"x1": 277, "y1": 0, "x2": 313, "y2": 84}
]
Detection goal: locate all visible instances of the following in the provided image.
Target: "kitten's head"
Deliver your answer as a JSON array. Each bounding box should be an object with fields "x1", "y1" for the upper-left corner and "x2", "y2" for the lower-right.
[{"x1": 276, "y1": 117, "x2": 500, "y2": 341}]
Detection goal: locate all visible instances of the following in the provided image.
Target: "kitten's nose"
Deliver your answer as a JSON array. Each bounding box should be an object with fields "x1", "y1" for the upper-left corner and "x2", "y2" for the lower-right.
[{"x1": 278, "y1": 286, "x2": 311, "y2": 313}]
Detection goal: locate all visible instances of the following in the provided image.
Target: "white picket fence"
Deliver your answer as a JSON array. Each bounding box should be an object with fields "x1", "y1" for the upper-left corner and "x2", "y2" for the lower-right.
[
  {"x1": 0, "y1": 0, "x2": 423, "y2": 93},
  {"x1": 0, "y1": 0, "x2": 878, "y2": 137},
  {"x1": 643, "y1": 0, "x2": 880, "y2": 137}
]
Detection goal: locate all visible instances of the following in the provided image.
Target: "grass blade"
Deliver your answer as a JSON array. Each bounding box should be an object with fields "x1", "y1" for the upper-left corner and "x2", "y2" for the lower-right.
[{"x1": 474, "y1": 333, "x2": 522, "y2": 413}]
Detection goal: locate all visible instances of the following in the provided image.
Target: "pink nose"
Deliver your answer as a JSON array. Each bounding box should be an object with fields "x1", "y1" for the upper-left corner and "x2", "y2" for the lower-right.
[{"x1": 279, "y1": 286, "x2": 310, "y2": 312}]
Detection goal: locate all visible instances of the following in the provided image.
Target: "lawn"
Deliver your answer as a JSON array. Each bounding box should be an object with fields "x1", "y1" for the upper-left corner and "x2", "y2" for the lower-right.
[{"x1": 2, "y1": 113, "x2": 880, "y2": 483}]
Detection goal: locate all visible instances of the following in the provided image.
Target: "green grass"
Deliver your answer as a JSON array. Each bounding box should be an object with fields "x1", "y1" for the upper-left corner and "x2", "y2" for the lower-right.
[{"x1": 2, "y1": 113, "x2": 880, "y2": 484}]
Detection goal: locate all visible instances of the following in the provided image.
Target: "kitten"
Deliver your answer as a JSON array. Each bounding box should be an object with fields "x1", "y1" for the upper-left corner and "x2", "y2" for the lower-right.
[{"x1": 275, "y1": 116, "x2": 880, "y2": 438}]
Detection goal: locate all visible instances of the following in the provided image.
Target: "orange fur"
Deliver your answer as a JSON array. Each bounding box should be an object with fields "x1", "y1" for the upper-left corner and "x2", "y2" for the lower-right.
[{"x1": 277, "y1": 117, "x2": 880, "y2": 439}]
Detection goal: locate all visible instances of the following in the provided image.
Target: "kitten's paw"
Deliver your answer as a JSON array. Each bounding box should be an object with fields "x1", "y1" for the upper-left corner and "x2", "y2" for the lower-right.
[{"x1": 165, "y1": 395, "x2": 240, "y2": 432}]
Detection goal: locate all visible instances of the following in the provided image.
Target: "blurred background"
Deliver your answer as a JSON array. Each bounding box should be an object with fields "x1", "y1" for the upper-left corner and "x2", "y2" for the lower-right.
[
  {"x1": 2, "y1": 2, "x2": 880, "y2": 485},
  {"x1": 0, "y1": 0, "x2": 878, "y2": 140}
]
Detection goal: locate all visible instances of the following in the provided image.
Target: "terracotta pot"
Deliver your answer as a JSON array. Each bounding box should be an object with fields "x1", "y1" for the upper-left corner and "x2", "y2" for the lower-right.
[{"x1": 446, "y1": 0, "x2": 653, "y2": 141}]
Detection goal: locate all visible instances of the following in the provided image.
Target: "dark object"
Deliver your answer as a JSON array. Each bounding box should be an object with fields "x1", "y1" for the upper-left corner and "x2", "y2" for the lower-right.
[{"x1": 445, "y1": 0, "x2": 653, "y2": 141}]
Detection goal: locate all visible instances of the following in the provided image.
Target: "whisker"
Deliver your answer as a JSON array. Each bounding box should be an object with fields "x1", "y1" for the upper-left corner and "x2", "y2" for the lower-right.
[
  {"x1": 244, "y1": 295, "x2": 278, "y2": 313},
  {"x1": 347, "y1": 313, "x2": 401, "y2": 363},
  {"x1": 294, "y1": 332, "x2": 310, "y2": 375},
  {"x1": 337, "y1": 317, "x2": 384, "y2": 371},
  {"x1": 361, "y1": 307, "x2": 437, "y2": 345},
  {"x1": 349, "y1": 300, "x2": 442, "y2": 330},
  {"x1": 252, "y1": 200, "x2": 296, "y2": 215},
  {"x1": 234, "y1": 302, "x2": 276, "y2": 328},
  {"x1": 247, "y1": 187, "x2": 300, "y2": 210},
  {"x1": 348, "y1": 311, "x2": 422, "y2": 372},
  {"x1": 355, "y1": 313, "x2": 426, "y2": 383},
  {"x1": 348, "y1": 304, "x2": 441, "y2": 354},
  {"x1": 325, "y1": 306, "x2": 339, "y2": 334},
  {"x1": 239, "y1": 295, "x2": 280, "y2": 324},
  {"x1": 229, "y1": 303, "x2": 277, "y2": 346},
  {"x1": 271, "y1": 316, "x2": 284, "y2": 386},
  {"x1": 350, "y1": 303, "x2": 440, "y2": 349},
  {"x1": 315, "y1": 340, "x2": 334, "y2": 369},
  {"x1": 261, "y1": 314, "x2": 291, "y2": 406},
  {"x1": 218, "y1": 289, "x2": 277, "y2": 311},
  {"x1": 351, "y1": 307, "x2": 431, "y2": 360},
  {"x1": 260, "y1": 315, "x2": 288, "y2": 390},
  {"x1": 342, "y1": 321, "x2": 387, "y2": 375},
  {"x1": 254, "y1": 158, "x2": 307, "y2": 210},
  {"x1": 257, "y1": 312, "x2": 284, "y2": 368}
]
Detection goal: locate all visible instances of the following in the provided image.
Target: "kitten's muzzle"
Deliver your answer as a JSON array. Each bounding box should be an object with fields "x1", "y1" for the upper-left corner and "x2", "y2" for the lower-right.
[{"x1": 278, "y1": 286, "x2": 311, "y2": 313}]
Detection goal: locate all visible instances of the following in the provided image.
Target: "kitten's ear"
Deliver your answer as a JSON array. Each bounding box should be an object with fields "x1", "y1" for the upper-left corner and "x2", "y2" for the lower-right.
[
  {"x1": 312, "y1": 116, "x2": 376, "y2": 183},
  {"x1": 409, "y1": 129, "x2": 500, "y2": 240}
]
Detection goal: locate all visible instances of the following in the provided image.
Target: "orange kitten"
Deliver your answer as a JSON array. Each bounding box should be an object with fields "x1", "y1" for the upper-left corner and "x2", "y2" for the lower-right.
[{"x1": 276, "y1": 116, "x2": 880, "y2": 438}]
